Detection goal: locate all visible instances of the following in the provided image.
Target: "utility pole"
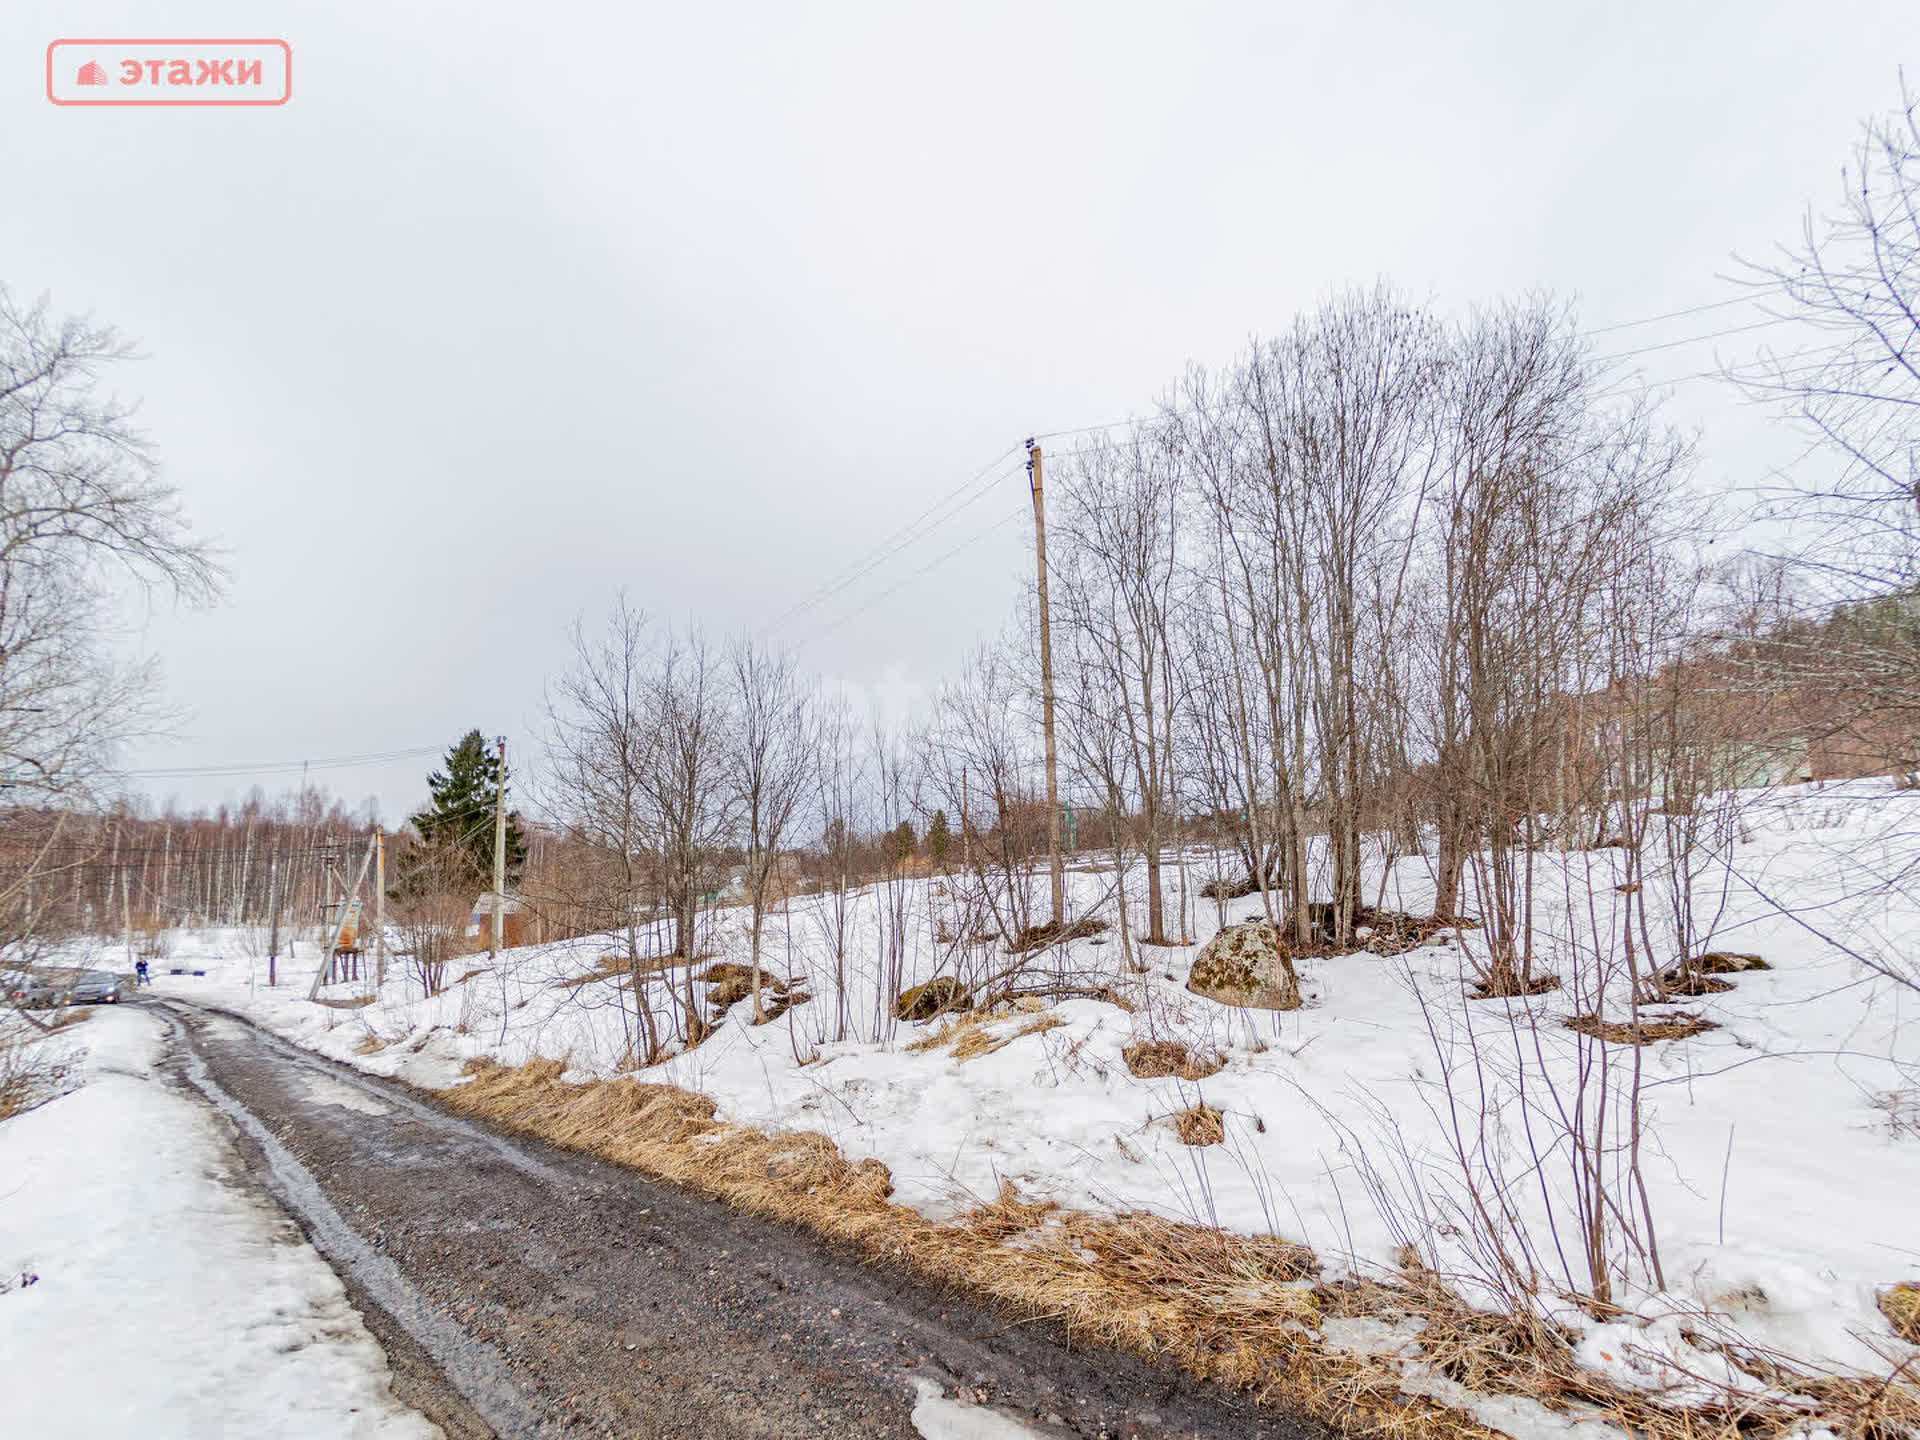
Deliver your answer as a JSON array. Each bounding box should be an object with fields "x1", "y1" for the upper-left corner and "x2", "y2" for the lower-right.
[
  {"x1": 490, "y1": 737, "x2": 508, "y2": 963},
  {"x1": 374, "y1": 827, "x2": 387, "y2": 988},
  {"x1": 267, "y1": 852, "x2": 281, "y2": 988},
  {"x1": 1027, "y1": 438, "x2": 1064, "y2": 927}
]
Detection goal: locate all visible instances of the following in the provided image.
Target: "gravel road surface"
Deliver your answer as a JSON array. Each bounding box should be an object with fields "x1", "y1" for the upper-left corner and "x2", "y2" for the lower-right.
[{"x1": 151, "y1": 998, "x2": 1322, "y2": 1440}]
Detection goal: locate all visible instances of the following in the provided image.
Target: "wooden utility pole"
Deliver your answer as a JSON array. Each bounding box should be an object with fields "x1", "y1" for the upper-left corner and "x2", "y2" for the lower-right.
[
  {"x1": 374, "y1": 828, "x2": 387, "y2": 988},
  {"x1": 266, "y1": 852, "x2": 281, "y2": 988},
  {"x1": 309, "y1": 834, "x2": 375, "y2": 1000},
  {"x1": 1027, "y1": 438, "x2": 1064, "y2": 927},
  {"x1": 490, "y1": 737, "x2": 508, "y2": 963}
]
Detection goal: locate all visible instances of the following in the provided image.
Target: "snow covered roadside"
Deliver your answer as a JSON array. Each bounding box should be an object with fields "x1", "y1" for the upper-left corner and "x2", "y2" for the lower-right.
[
  {"x1": 133, "y1": 782, "x2": 1920, "y2": 1430},
  {"x1": 0, "y1": 1005, "x2": 439, "y2": 1439}
]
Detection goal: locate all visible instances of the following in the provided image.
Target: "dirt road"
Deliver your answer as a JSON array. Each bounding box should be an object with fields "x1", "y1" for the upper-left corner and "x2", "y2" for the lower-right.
[{"x1": 151, "y1": 998, "x2": 1319, "y2": 1440}]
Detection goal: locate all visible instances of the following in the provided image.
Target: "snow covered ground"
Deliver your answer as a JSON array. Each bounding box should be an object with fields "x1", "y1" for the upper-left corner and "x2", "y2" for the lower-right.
[
  {"x1": 0, "y1": 1005, "x2": 437, "y2": 1439},
  {"x1": 134, "y1": 781, "x2": 1920, "y2": 1410}
]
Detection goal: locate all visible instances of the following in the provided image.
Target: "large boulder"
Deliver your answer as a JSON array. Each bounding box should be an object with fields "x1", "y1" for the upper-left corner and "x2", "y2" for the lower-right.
[
  {"x1": 894, "y1": 975, "x2": 972, "y2": 1022},
  {"x1": 1186, "y1": 922, "x2": 1301, "y2": 1010}
]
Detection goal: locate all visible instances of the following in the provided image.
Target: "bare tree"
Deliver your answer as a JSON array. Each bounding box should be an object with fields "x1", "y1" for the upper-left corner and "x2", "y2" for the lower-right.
[
  {"x1": 544, "y1": 594, "x2": 667, "y2": 1060},
  {"x1": 1739, "y1": 79, "x2": 1920, "y2": 597},
  {"x1": 1053, "y1": 425, "x2": 1188, "y2": 945},
  {"x1": 639, "y1": 624, "x2": 731, "y2": 1041},
  {"x1": 726, "y1": 636, "x2": 813, "y2": 1023},
  {"x1": 0, "y1": 287, "x2": 219, "y2": 1015}
]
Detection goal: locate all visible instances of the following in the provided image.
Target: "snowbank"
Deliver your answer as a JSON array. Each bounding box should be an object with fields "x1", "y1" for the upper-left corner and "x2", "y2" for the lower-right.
[
  {"x1": 143, "y1": 781, "x2": 1920, "y2": 1403},
  {"x1": 0, "y1": 1005, "x2": 437, "y2": 1439}
]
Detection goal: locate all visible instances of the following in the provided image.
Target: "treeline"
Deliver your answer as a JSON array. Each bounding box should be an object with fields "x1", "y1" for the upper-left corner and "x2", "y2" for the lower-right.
[
  {"x1": 17, "y1": 288, "x2": 1918, "y2": 1024},
  {"x1": 0, "y1": 790, "x2": 379, "y2": 947}
]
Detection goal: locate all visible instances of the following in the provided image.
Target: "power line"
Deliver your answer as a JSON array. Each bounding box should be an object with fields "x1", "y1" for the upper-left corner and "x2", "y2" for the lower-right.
[
  {"x1": 798, "y1": 508, "x2": 1028, "y2": 645},
  {"x1": 1583, "y1": 294, "x2": 1758, "y2": 335},
  {"x1": 126, "y1": 745, "x2": 442, "y2": 780},
  {"x1": 759, "y1": 444, "x2": 1023, "y2": 634},
  {"x1": 751, "y1": 291, "x2": 1831, "y2": 645},
  {"x1": 1591, "y1": 315, "x2": 1797, "y2": 366}
]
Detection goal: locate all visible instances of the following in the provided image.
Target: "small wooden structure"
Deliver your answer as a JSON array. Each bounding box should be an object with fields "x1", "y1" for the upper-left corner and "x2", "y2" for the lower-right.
[{"x1": 469, "y1": 890, "x2": 528, "y2": 948}]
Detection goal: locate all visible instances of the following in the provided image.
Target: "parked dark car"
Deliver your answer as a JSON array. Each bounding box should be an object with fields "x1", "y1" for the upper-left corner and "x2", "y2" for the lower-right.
[{"x1": 67, "y1": 971, "x2": 124, "y2": 1005}]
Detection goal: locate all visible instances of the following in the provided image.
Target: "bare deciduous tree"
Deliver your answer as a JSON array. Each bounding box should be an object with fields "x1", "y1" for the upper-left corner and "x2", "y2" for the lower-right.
[
  {"x1": 727, "y1": 636, "x2": 812, "y2": 1023},
  {"x1": 0, "y1": 287, "x2": 219, "y2": 1016}
]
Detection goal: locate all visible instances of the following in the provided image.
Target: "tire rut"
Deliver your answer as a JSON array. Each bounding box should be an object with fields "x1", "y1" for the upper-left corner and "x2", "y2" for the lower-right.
[{"x1": 151, "y1": 996, "x2": 1322, "y2": 1440}]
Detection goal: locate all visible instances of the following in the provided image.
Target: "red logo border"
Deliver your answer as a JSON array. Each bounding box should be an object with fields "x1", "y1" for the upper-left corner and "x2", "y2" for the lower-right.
[{"x1": 47, "y1": 39, "x2": 292, "y2": 107}]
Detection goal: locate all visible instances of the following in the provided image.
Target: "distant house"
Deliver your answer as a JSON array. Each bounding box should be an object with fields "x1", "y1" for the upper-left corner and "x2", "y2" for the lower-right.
[{"x1": 468, "y1": 889, "x2": 529, "y2": 947}]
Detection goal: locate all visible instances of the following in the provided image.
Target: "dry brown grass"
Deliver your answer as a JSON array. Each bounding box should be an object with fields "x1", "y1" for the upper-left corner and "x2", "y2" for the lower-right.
[
  {"x1": 1882, "y1": 1284, "x2": 1920, "y2": 1344},
  {"x1": 1172, "y1": 1103, "x2": 1225, "y2": 1146},
  {"x1": 1659, "y1": 970, "x2": 1736, "y2": 997},
  {"x1": 1123, "y1": 1039, "x2": 1224, "y2": 1080},
  {"x1": 1564, "y1": 1012, "x2": 1720, "y2": 1045},
  {"x1": 905, "y1": 1010, "x2": 988, "y2": 1053},
  {"x1": 909, "y1": 1008, "x2": 1068, "y2": 1061},
  {"x1": 312, "y1": 995, "x2": 378, "y2": 1010},
  {"x1": 439, "y1": 1057, "x2": 1916, "y2": 1440},
  {"x1": 353, "y1": 1033, "x2": 388, "y2": 1055},
  {"x1": 438, "y1": 1058, "x2": 1446, "y2": 1434},
  {"x1": 1333, "y1": 1267, "x2": 1920, "y2": 1440},
  {"x1": 1467, "y1": 974, "x2": 1562, "y2": 1000}
]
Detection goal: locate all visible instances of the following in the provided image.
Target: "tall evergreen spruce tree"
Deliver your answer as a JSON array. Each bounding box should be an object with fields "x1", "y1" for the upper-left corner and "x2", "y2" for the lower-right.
[{"x1": 400, "y1": 729, "x2": 527, "y2": 897}]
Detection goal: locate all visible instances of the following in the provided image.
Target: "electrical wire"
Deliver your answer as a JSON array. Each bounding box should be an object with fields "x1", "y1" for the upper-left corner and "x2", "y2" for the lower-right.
[
  {"x1": 798, "y1": 507, "x2": 1028, "y2": 646},
  {"x1": 127, "y1": 745, "x2": 442, "y2": 780},
  {"x1": 759, "y1": 444, "x2": 1024, "y2": 633}
]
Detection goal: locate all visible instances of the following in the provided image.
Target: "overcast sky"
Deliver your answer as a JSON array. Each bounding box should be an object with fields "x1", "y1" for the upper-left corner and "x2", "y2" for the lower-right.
[{"x1": 6, "y1": 2, "x2": 1916, "y2": 821}]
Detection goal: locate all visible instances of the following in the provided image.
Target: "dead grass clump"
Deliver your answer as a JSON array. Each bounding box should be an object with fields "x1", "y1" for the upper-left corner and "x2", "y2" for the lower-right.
[
  {"x1": 950, "y1": 1026, "x2": 1007, "y2": 1060},
  {"x1": 1468, "y1": 974, "x2": 1562, "y2": 1000},
  {"x1": 1564, "y1": 1011, "x2": 1719, "y2": 1045},
  {"x1": 1337, "y1": 1267, "x2": 1920, "y2": 1440},
  {"x1": 910, "y1": 1008, "x2": 1067, "y2": 1060},
  {"x1": 1658, "y1": 969, "x2": 1736, "y2": 996},
  {"x1": 967, "y1": 1180, "x2": 1059, "y2": 1241},
  {"x1": 313, "y1": 995, "x2": 377, "y2": 1010},
  {"x1": 353, "y1": 1033, "x2": 388, "y2": 1055},
  {"x1": 1881, "y1": 1283, "x2": 1920, "y2": 1343},
  {"x1": 454, "y1": 968, "x2": 487, "y2": 986},
  {"x1": 1172, "y1": 1103, "x2": 1225, "y2": 1146},
  {"x1": 907, "y1": 1009, "x2": 991, "y2": 1053},
  {"x1": 1694, "y1": 952, "x2": 1771, "y2": 974},
  {"x1": 952, "y1": 1013, "x2": 1066, "y2": 1061},
  {"x1": 1123, "y1": 1039, "x2": 1224, "y2": 1080},
  {"x1": 1352, "y1": 909, "x2": 1457, "y2": 956}
]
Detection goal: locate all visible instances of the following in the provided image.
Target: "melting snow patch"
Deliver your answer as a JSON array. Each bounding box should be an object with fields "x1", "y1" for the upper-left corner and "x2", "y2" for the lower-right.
[
  {"x1": 911, "y1": 1379, "x2": 1055, "y2": 1439},
  {"x1": 297, "y1": 1070, "x2": 395, "y2": 1116}
]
